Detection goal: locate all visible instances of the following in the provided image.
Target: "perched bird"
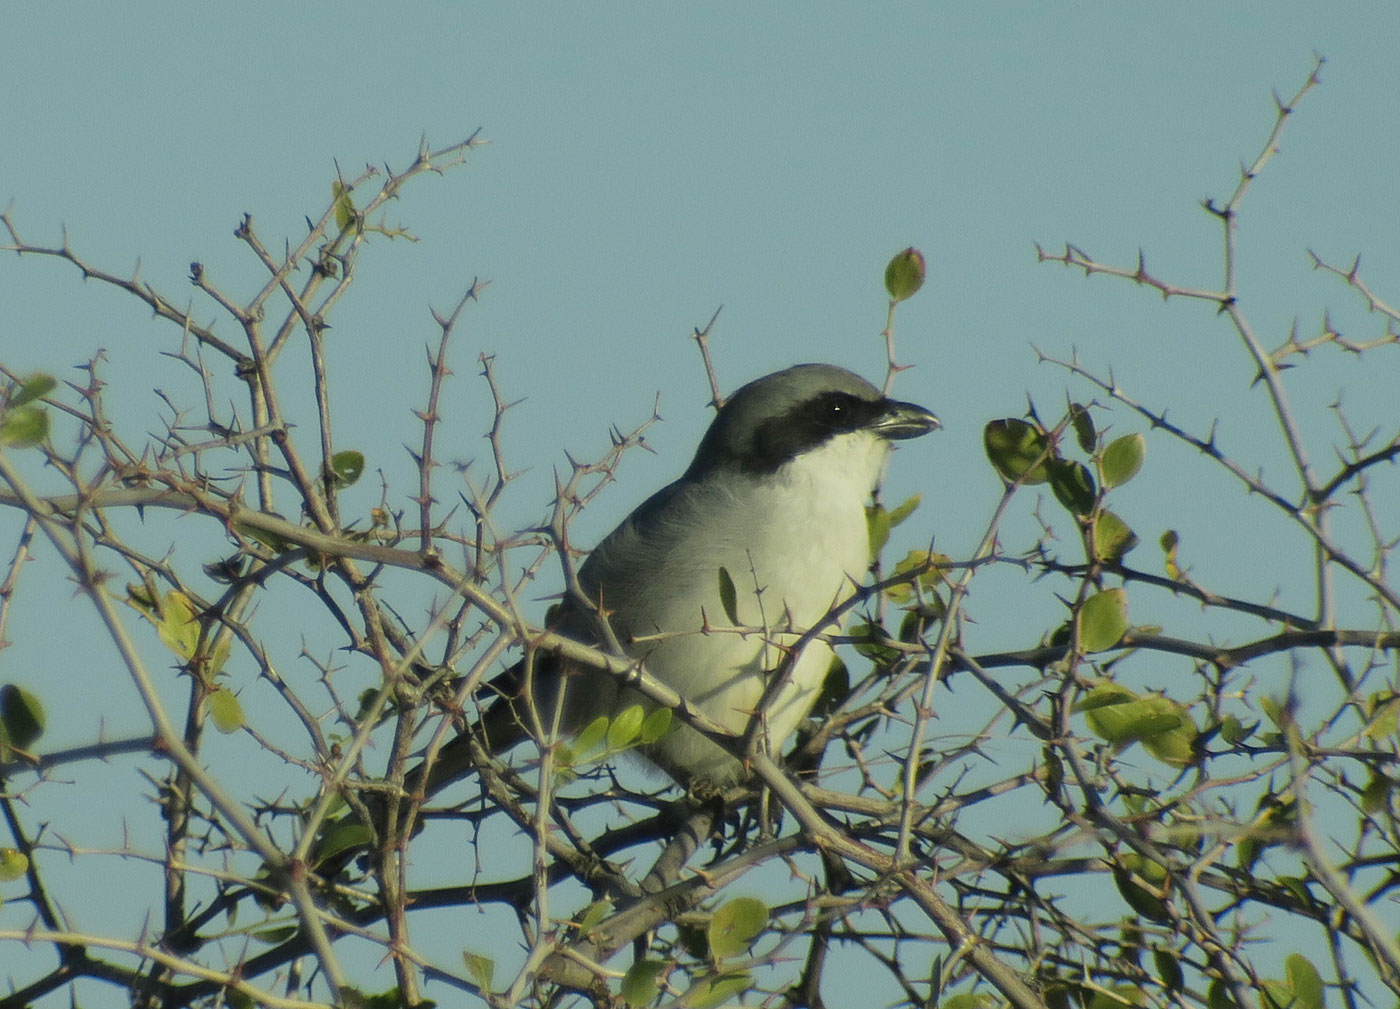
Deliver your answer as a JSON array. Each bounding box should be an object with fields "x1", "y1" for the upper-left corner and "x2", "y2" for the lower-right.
[{"x1": 423, "y1": 363, "x2": 939, "y2": 793}]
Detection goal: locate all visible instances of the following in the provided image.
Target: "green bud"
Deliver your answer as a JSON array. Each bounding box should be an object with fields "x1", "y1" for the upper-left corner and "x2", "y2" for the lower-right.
[{"x1": 884, "y1": 247, "x2": 926, "y2": 302}]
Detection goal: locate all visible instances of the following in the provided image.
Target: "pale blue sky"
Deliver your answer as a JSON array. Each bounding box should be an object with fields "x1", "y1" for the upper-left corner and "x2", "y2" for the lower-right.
[{"x1": 3, "y1": 5, "x2": 1398, "y2": 1005}]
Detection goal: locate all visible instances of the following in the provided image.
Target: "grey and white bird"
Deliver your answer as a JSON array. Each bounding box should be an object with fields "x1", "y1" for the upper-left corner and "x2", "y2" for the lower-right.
[{"x1": 424, "y1": 363, "x2": 939, "y2": 792}]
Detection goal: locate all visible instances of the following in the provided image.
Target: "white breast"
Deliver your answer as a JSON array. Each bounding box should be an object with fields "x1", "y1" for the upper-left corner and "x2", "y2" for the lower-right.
[{"x1": 577, "y1": 430, "x2": 891, "y2": 783}]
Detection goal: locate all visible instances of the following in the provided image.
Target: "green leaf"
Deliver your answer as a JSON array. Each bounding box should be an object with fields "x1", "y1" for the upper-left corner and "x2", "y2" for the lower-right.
[
  {"x1": 1277, "y1": 875, "x2": 1314, "y2": 908},
  {"x1": 1141, "y1": 720, "x2": 1198, "y2": 767},
  {"x1": 809, "y1": 657, "x2": 850, "y2": 721},
  {"x1": 0, "y1": 404, "x2": 49, "y2": 448},
  {"x1": 887, "y1": 493, "x2": 921, "y2": 528},
  {"x1": 865, "y1": 504, "x2": 892, "y2": 559},
  {"x1": 1160, "y1": 529, "x2": 1183, "y2": 580},
  {"x1": 899, "y1": 601, "x2": 944, "y2": 640},
  {"x1": 1048, "y1": 458, "x2": 1097, "y2": 516},
  {"x1": 1360, "y1": 771, "x2": 1394, "y2": 814},
  {"x1": 884, "y1": 549, "x2": 946, "y2": 603},
  {"x1": 1070, "y1": 403, "x2": 1096, "y2": 454},
  {"x1": 1100, "y1": 433, "x2": 1146, "y2": 488},
  {"x1": 1364, "y1": 693, "x2": 1400, "y2": 739},
  {"x1": 1152, "y1": 947, "x2": 1183, "y2": 993},
  {"x1": 1087, "y1": 986, "x2": 1149, "y2": 1009},
  {"x1": 1114, "y1": 853, "x2": 1171, "y2": 924},
  {"x1": 0, "y1": 847, "x2": 29, "y2": 881},
  {"x1": 1207, "y1": 980, "x2": 1236, "y2": 1009},
  {"x1": 573, "y1": 715, "x2": 610, "y2": 757},
  {"x1": 942, "y1": 994, "x2": 997, "y2": 1009},
  {"x1": 717, "y1": 566, "x2": 740, "y2": 625},
  {"x1": 463, "y1": 951, "x2": 494, "y2": 992},
  {"x1": 314, "y1": 820, "x2": 373, "y2": 863},
  {"x1": 1237, "y1": 794, "x2": 1296, "y2": 871},
  {"x1": 1218, "y1": 714, "x2": 1253, "y2": 745},
  {"x1": 607, "y1": 704, "x2": 646, "y2": 750},
  {"x1": 708, "y1": 896, "x2": 767, "y2": 960},
  {"x1": 332, "y1": 180, "x2": 358, "y2": 231},
  {"x1": 1076, "y1": 588, "x2": 1128, "y2": 652},
  {"x1": 884, "y1": 247, "x2": 926, "y2": 302},
  {"x1": 984, "y1": 419, "x2": 1051, "y2": 484},
  {"x1": 0, "y1": 684, "x2": 46, "y2": 752},
  {"x1": 850, "y1": 621, "x2": 899, "y2": 665},
  {"x1": 330, "y1": 450, "x2": 365, "y2": 488},
  {"x1": 1260, "y1": 981, "x2": 1292, "y2": 1009},
  {"x1": 621, "y1": 959, "x2": 666, "y2": 1007},
  {"x1": 1091, "y1": 510, "x2": 1139, "y2": 563},
  {"x1": 207, "y1": 688, "x2": 245, "y2": 733},
  {"x1": 1077, "y1": 682, "x2": 1134, "y2": 713},
  {"x1": 576, "y1": 899, "x2": 612, "y2": 936},
  {"x1": 9, "y1": 374, "x2": 56, "y2": 408},
  {"x1": 1079, "y1": 684, "x2": 1197, "y2": 766},
  {"x1": 251, "y1": 925, "x2": 299, "y2": 944},
  {"x1": 638, "y1": 706, "x2": 673, "y2": 744},
  {"x1": 676, "y1": 922, "x2": 709, "y2": 960},
  {"x1": 157, "y1": 591, "x2": 203, "y2": 660},
  {"x1": 688, "y1": 972, "x2": 753, "y2": 1009},
  {"x1": 1285, "y1": 953, "x2": 1325, "y2": 1009},
  {"x1": 207, "y1": 635, "x2": 232, "y2": 677}
]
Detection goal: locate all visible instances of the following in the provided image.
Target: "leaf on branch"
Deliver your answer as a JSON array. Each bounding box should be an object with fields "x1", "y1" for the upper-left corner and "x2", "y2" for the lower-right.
[
  {"x1": 1076, "y1": 588, "x2": 1129, "y2": 652},
  {"x1": 330, "y1": 450, "x2": 365, "y2": 487},
  {"x1": 1070, "y1": 402, "x2": 1096, "y2": 453},
  {"x1": 866, "y1": 503, "x2": 892, "y2": 559},
  {"x1": 156, "y1": 591, "x2": 203, "y2": 661},
  {"x1": 1078, "y1": 682, "x2": 1198, "y2": 766},
  {"x1": 1113, "y1": 852, "x2": 1171, "y2": 924},
  {"x1": 1283, "y1": 954, "x2": 1325, "y2": 1009},
  {"x1": 984, "y1": 418, "x2": 1052, "y2": 484},
  {"x1": 607, "y1": 704, "x2": 646, "y2": 751},
  {"x1": 1364, "y1": 692, "x2": 1400, "y2": 739},
  {"x1": 638, "y1": 706, "x2": 672, "y2": 744},
  {"x1": 850, "y1": 621, "x2": 899, "y2": 665},
  {"x1": 809, "y1": 656, "x2": 850, "y2": 721},
  {"x1": 1048, "y1": 458, "x2": 1097, "y2": 515},
  {"x1": 314, "y1": 820, "x2": 374, "y2": 864},
  {"x1": 621, "y1": 959, "x2": 667, "y2": 1007},
  {"x1": 1160, "y1": 529, "x2": 1183, "y2": 580},
  {"x1": 575, "y1": 898, "x2": 612, "y2": 937},
  {"x1": 884, "y1": 549, "x2": 948, "y2": 603},
  {"x1": 462, "y1": 951, "x2": 495, "y2": 992},
  {"x1": 0, "y1": 403, "x2": 48, "y2": 448},
  {"x1": 207, "y1": 687, "x2": 245, "y2": 733},
  {"x1": 687, "y1": 972, "x2": 753, "y2": 1009},
  {"x1": 1100, "y1": 432, "x2": 1146, "y2": 488},
  {"x1": 708, "y1": 896, "x2": 767, "y2": 960},
  {"x1": 1092, "y1": 510, "x2": 1139, "y2": 563},
  {"x1": 572, "y1": 715, "x2": 611, "y2": 759},
  {"x1": 7, "y1": 374, "x2": 56, "y2": 408},
  {"x1": 0, "y1": 847, "x2": 29, "y2": 882},
  {"x1": 887, "y1": 492, "x2": 922, "y2": 528},
  {"x1": 331, "y1": 180, "x2": 359, "y2": 232},
  {"x1": 0, "y1": 684, "x2": 46, "y2": 753},
  {"x1": 717, "y1": 566, "x2": 740, "y2": 625}
]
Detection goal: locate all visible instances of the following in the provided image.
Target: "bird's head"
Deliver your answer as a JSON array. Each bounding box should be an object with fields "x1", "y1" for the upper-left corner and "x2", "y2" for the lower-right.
[{"x1": 686, "y1": 363, "x2": 940, "y2": 478}]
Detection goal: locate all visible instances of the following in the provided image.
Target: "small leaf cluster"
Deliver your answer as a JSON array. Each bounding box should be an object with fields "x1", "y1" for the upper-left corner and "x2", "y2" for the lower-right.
[
  {"x1": 619, "y1": 896, "x2": 768, "y2": 1007},
  {"x1": 984, "y1": 408, "x2": 1145, "y2": 565},
  {"x1": 557, "y1": 703, "x2": 672, "y2": 778},
  {"x1": 0, "y1": 374, "x2": 54, "y2": 448},
  {"x1": 127, "y1": 587, "x2": 243, "y2": 733}
]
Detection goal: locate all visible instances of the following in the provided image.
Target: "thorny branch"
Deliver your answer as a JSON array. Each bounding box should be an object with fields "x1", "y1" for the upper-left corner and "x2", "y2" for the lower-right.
[{"x1": 1, "y1": 62, "x2": 1398, "y2": 1009}]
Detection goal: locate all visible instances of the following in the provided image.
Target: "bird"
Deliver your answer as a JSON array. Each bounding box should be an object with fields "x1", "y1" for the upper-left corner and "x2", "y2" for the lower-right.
[{"x1": 417, "y1": 363, "x2": 939, "y2": 795}]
